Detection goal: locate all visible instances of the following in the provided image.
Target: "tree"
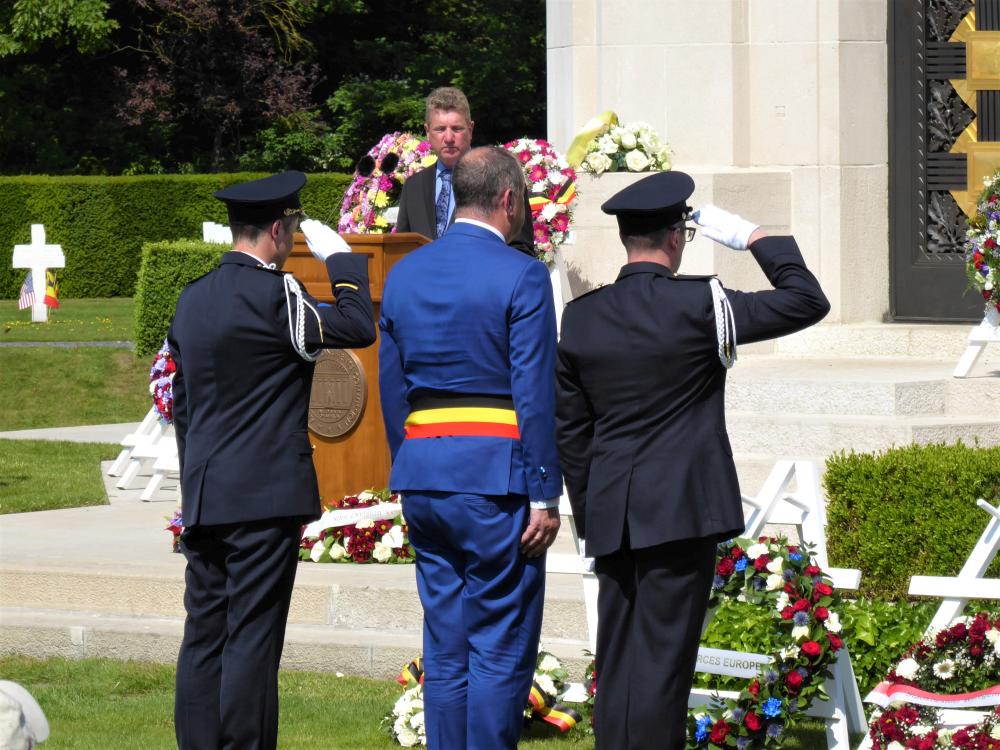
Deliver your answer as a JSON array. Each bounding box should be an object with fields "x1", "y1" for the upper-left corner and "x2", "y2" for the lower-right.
[{"x1": 0, "y1": 0, "x2": 118, "y2": 56}]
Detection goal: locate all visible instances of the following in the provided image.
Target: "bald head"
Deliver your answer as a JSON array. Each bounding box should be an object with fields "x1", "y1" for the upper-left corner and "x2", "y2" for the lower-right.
[{"x1": 453, "y1": 147, "x2": 525, "y2": 219}]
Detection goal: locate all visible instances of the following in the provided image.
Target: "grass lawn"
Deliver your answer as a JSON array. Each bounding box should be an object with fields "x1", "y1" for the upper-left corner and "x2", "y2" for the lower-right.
[
  {"x1": 0, "y1": 347, "x2": 149, "y2": 431},
  {"x1": 0, "y1": 440, "x2": 118, "y2": 514},
  {"x1": 0, "y1": 298, "x2": 134, "y2": 342},
  {"x1": 0, "y1": 656, "x2": 831, "y2": 750}
]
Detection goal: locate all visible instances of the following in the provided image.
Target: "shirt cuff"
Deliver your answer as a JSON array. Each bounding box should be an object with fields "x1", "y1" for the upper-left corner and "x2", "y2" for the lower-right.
[{"x1": 529, "y1": 498, "x2": 560, "y2": 510}]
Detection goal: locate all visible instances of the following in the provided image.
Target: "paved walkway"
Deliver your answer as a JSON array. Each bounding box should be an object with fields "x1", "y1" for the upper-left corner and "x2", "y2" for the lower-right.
[
  {"x1": 0, "y1": 341, "x2": 133, "y2": 349},
  {"x1": 0, "y1": 422, "x2": 143, "y2": 443}
]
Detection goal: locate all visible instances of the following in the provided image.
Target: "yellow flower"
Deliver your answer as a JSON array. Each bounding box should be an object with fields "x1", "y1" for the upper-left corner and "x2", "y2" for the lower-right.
[
  {"x1": 421, "y1": 155, "x2": 438, "y2": 168},
  {"x1": 373, "y1": 191, "x2": 389, "y2": 208},
  {"x1": 375, "y1": 215, "x2": 389, "y2": 228}
]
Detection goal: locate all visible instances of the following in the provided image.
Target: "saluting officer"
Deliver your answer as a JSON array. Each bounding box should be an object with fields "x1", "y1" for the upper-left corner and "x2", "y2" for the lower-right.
[
  {"x1": 169, "y1": 171, "x2": 375, "y2": 750},
  {"x1": 555, "y1": 171, "x2": 830, "y2": 750}
]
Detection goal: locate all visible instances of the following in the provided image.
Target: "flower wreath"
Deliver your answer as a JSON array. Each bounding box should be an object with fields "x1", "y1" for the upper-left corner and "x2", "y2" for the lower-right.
[
  {"x1": 685, "y1": 536, "x2": 845, "y2": 749},
  {"x1": 383, "y1": 651, "x2": 581, "y2": 746},
  {"x1": 502, "y1": 137, "x2": 578, "y2": 265},
  {"x1": 337, "y1": 132, "x2": 436, "y2": 235},
  {"x1": 964, "y1": 172, "x2": 1000, "y2": 321},
  {"x1": 149, "y1": 338, "x2": 176, "y2": 424},
  {"x1": 866, "y1": 611, "x2": 1000, "y2": 750},
  {"x1": 299, "y1": 489, "x2": 414, "y2": 564}
]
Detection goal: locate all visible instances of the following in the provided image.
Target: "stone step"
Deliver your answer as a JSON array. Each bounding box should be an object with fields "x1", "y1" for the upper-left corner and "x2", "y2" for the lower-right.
[
  {"x1": 725, "y1": 356, "x2": 1000, "y2": 417},
  {"x1": 727, "y1": 411, "x2": 1000, "y2": 457},
  {"x1": 744, "y1": 322, "x2": 1000, "y2": 368},
  {"x1": 0, "y1": 607, "x2": 593, "y2": 680}
]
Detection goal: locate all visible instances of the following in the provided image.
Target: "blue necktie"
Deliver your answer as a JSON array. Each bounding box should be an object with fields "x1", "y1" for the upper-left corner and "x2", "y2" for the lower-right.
[{"x1": 435, "y1": 169, "x2": 452, "y2": 238}]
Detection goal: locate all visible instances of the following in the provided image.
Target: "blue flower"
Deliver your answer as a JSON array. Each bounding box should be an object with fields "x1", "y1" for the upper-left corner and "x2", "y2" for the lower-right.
[
  {"x1": 695, "y1": 714, "x2": 712, "y2": 742},
  {"x1": 762, "y1": 698, "x2": 782, "y2": 718},
  {"x1": 792, "y1": 611, "x2": 810, "y2": 626},
  {"x1": 764, "y1": 668, "x2": 779, "y2": 684},
  {"x1": 751, "y1": 576, "x2": 765, "y2": 590},
  {"x1": 766, "y1": 722, "x2": 784, "y2": 738},
  {"x1": 735, "y1": 557, "x2": 748, "y2": 572},
  {"x1": 736, "y1": 737, "x2": 751, "y2": 750},
  {"x1": 797, "y1": 667, "x2": 809, "y2": 679},
  {"x1": 783, "y1": 568, "x2": 796, "y2": 581},
  {"x1": 731, "y1": 707, "x2": 745, "y2": 723},
  {"x1": 712, "y1": 575, "x2": 725, "y2": 590},
  {"x1": 789, "y1": 552, "x2": 803, "y2": 562}
]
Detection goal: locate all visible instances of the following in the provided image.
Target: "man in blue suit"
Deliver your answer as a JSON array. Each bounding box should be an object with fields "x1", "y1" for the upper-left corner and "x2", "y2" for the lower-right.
[
  {"x1": 169, "y1": 171, "x2": 375, "y2": 749},
  {"x1": 380, "y1": 146, "x2": 563, "y2": 750}
]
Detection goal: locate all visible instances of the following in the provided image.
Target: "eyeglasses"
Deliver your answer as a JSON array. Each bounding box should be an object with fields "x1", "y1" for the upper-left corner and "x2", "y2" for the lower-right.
[{"x1": 672, "y1": 224, "x2": 696, "y2": 242}]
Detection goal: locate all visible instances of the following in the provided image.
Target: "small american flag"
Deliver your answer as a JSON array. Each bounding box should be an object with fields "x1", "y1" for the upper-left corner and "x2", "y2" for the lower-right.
[{"x1": 18, "y1": 271, "x2": 35, "y2": 310}]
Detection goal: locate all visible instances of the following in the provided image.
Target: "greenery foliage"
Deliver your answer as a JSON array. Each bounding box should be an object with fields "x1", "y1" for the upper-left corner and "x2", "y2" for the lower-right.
[
  {"x1": 697, "y1": 598, "x2": 938, "y2": 698},
  {"x1": 825, "y1": 443, "x2": 1000, "y2": 601},
  {"x1": 0, "y1": 440, "x2": 119, "y2": 514},
  {"x1": 1, "y1": 297, "x2": 134, "y2": 342},
  {"x1": 133, "y1": 240, "x2": 226, "y2": 356},
  {"x1": 0, "y1": 173, "x2": 352, "y2": 300}
]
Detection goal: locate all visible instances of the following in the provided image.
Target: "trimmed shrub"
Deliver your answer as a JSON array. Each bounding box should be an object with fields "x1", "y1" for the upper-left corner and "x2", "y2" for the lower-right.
[
  {"x1": 0, "y1": 173, "x2": 352, "y2": 299},
  {"x1": 825, "y1": 443, "x2": 1000, "y2": 602},
  {"x1": 134, "y1": 240, "x2": 227, "y2": 356}
]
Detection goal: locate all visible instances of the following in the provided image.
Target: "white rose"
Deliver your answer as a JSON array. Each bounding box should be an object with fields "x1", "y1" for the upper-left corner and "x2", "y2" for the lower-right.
[
  {"x1": 824, "y1": 611, "x2": 842, "y2": 633},
  {"x1": 355, "y1": 519, "x2": 374, "y2": 529},
  {"x1": 397, "y1": 728, "x2": 419, "y2": 747},
  {"x1": 372, "y1": 542, "x2": 393, "y2": 563},
  {"x1": 394, "y1": 715, "x2": 410, "y2": 733},
  {"x1": 991, "y1": 723, "x2": 1000, "y2": 740},
  {"x1": 328, "y1": 542, "x2": 347, "y2": 561},
  {"x1": 598, "y1": 134, "x2": 619, "y2": 155},
  {"x1": 357, "y1": 490, "x2": 378, "y2": 501},
  {"x1": 539, "y1": 654, "x2": 560, "y2": 672},
  {"x1": 746, "y1": 543, "x2": 769, "y2": 560},
  {"x1": 610, "y1": 127, "x2": 624, "y2": 145},
  {"x1": 765, "y1": 573, "x2": 783, "y2": 591},
  {"x1": 541, "y1": 202, "x2": 559, "y2": 221},
  {"x1": 791, "y1": 625, "x2": 810, "y2": 641},
  {"x1": 894, "y1": 658, "x2": 919, "y2": 680},
  {"x1": 619, "y1": 131, "x2": 637, "y2": 150},
  {"x1": 149, "y1": 381, "x2": 157, "y2": 395},
  {"x1": 938, "y1": 729, "x2": 954, "y2": 747},
  {"x1": 548, "y1": 170, "x2": 566, "y2": 185},
  {"x1": 780, "y1": 645, "x2": 800, "y2": 660},
  {"x1": 585, "y1": 152, "x2": 613, "y2": 174},
  {"x1": 309, "y1": 543, "x2": 326, "y2": 563},
  {"x1": 775, "y1": 593, "x2": 790, "y2": 611},
  {"x1": 888, "y1": 742, "x2": 905, "y2": 750},
  {"x1": 535, "y1": 673, "x2": 556, "y2": 697},
  {"x1": 656, "y1": 147, "x2": 672, "y2": 170},
  {"x1": 766, "y1": 558, "x2": 783, "y2": 574},
  {"x1": 410, "y1": 711, "x2": 425, "y2": 730},
  {"x1": 638, "y1": 132, "x2": 659, "y2": 154},
  {"x1": 912, "y1": 725, "x2": 933, "y2": 737},
  {"x1": 624, "y1": 150, "x2": 649, "y2": 172},
  {"x1": 382, "y1": 525, "x2": 405, "y2": 549}
]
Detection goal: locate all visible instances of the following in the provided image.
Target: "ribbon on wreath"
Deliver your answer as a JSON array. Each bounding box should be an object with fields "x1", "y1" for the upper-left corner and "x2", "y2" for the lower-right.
[
  {"x1": 866, "y1": 680, "x2": 1000, "y2": 709},
  {"x1": 566, "y1": 111, "x2": 619, "y2": 167},
  {"x1": 397, "y1": 658, "x2": 424, "y2": 688},
  {"x1": 527, "y1": 680, "x2": 583, "y2": 733},
  {"x1": 528, "y1": 179, "x2": 577, "y2": 217}
]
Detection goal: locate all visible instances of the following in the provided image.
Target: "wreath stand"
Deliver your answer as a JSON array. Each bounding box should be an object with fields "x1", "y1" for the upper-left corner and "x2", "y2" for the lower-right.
[
  {"x1": 108, "y1": 407, "x2": 179, "y2": 502},
  {"x1": 687, "y1": 460, "x2": 866, "y2": 750},
  {"x1": 858, "y1": 498, "x2": 1000, "y2": 747},
  {"x1": 952, "y1": 311, "x2": 1000, "y2": 378}
]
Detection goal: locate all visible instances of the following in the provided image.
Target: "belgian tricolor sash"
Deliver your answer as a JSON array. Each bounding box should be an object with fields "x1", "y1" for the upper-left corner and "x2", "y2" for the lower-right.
[{"x1": 404, "y1": 395, "x2": 519, "y2": 440}]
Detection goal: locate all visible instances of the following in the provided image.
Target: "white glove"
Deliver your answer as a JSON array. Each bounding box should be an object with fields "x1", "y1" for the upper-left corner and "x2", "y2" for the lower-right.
[
  {"x1": 692, "y1": 204, "x2": 759, "y2": 251},
  {"x1": 301, "y1": 219, "x2": 351, "y2": 261}
]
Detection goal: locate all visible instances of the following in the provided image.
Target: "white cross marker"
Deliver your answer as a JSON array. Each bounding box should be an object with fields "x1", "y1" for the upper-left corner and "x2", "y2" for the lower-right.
[{"x1": 12, "y1": 224, "x2": 64, "y2": 322}]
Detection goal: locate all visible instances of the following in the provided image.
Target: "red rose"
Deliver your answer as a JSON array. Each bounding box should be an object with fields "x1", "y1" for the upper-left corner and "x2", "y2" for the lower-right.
[
  {"x1": 785, "y1": 671, "x2": 804, "y2": 694},
  {"x1": 917, "y1": 738, "x2": 935, "y2": 750},
  {"x1": 986, "y1": 237, "x2": 997, "y2": 249},
  {"x1": 970, "y1": 645, "x2": 983, "y2": 658},
  {"x1": 780, "y1": 606, "x2": 794, "y2": 620},
  {"x1": 753, "y1": 556, "x2": 770, "y2": 572},
  {"x1": 952, "y1": 729, "x2": 972, "y2": 748},
  {"x1": 805, "y1": 565, "x2": 821, "y2": 576},
  {"x1": 828, "y1": 633, "x2": 844, "y2": 651},
  {"x1": 935, "y1": 631, "x2": 951, "y2": 647},
  {"x1": 814, "y1": 583, "x2": 833, "y2": 596},
  {"x1": 783, "y1": 583, "x2": 796, "y2": 594},
  {"x1": 709, "y1": 719, "x2": 730, "y2": 745},
  {"x1": 950, "y1": 622, "x2": 967, "y2": 639},
  {"x1": 975, "y1": 251, "x2": 986, "y2": 266},
  {"x1": 744, "y1": 712, "x2": 763, "y2": 732},
  {"x1": 748, "y1": 679, "x2": 760, "y2": 697},
  {"x1": 801, "y1": 640, "x2": 823, "y2": 659},
  {"x1": 717, "y1": 557, "x2": 735, "y2": 576},
  {"x1": 731, "y1": 546, "x2": 744, "y2": 559},
  {"x1": 814, "y1": 606, "x2": 829, "y2": 621},
  {"x1": 896, "y1": 706, "x2": 918, "y2": 725},
  {"x1": 793, "y1": 598, "x2": 810, "y2": 612}
]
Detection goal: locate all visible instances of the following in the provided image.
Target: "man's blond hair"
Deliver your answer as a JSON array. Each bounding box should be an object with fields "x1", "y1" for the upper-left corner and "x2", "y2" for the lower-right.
[{"x1": 425, "y1": 87, "x2": 472, "y2": 124}]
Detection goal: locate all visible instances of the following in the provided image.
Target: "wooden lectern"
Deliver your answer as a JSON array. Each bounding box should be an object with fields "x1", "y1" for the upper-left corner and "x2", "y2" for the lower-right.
[{"x1": 284, "y1": 231, "x2": 430, "y2": 503}]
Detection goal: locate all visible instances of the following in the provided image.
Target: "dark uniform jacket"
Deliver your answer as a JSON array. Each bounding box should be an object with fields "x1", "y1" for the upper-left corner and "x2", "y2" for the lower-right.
[
  {"x1": 555, "y1": 236, "x2": 830, "y2": 558},
  {"x1": 395, "y1": 165, "x2": 537, "y2": 256},
  {"x1": 168, "y1": 251, "x2": 375, "y2": 528}
]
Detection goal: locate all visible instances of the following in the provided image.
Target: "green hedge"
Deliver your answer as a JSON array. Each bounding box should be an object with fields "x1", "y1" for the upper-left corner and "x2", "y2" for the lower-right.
[
  {"x1": 0, "y1": 173, "x2": 352, "y2": 300},
  {"x1": 134, "y1": 240, "x2": 227, "y2": 356},
  {"x1": 825, "y1": 443, "x2": 1000, "y2": 601}
]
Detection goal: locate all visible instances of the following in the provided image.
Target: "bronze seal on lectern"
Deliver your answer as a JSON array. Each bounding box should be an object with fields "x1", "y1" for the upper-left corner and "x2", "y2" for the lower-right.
[{"x1": 308, "y1": 350, "x2": 367, "y2": 437}]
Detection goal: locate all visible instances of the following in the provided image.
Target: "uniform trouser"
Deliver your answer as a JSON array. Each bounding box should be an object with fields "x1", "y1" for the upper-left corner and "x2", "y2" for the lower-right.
[
  {"x1": 403, "y1": 491, "x2": 545, "y2": 750},
  {"x1": 174, "y1": 517, "x2": 301, "y2": 750},
  {"x1": 593, "y1": 536, "x2": 718, "y2": 750}
]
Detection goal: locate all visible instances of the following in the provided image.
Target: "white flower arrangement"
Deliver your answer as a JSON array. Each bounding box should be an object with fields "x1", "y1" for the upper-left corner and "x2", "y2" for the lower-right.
[
  {"x1": 388, "y1": 685, "x2": 426, "y2": 747},
  {"x1": 581, "y1": 121, "x2": 672, "y2": 175}
]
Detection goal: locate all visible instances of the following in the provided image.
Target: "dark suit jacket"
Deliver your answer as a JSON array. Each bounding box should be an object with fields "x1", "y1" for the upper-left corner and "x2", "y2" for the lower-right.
[
  {"x1": 168, "y1": 251, "x2": 376, "y2": 527},
  {"x1": 379, "y1": 221, "x2": 563, "y2": 501},
  {"x1": 555, "y1": 236, "x2": 830, "y2": 558},
  {"x1": 395, "y1": 165, "x2": 536, "y2": 256}
]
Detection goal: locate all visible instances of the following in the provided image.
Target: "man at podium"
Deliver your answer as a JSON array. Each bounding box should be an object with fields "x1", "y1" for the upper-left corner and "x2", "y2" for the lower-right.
[{"x1": 380, "y1": 147, "x2": 563, "y2": 749}]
